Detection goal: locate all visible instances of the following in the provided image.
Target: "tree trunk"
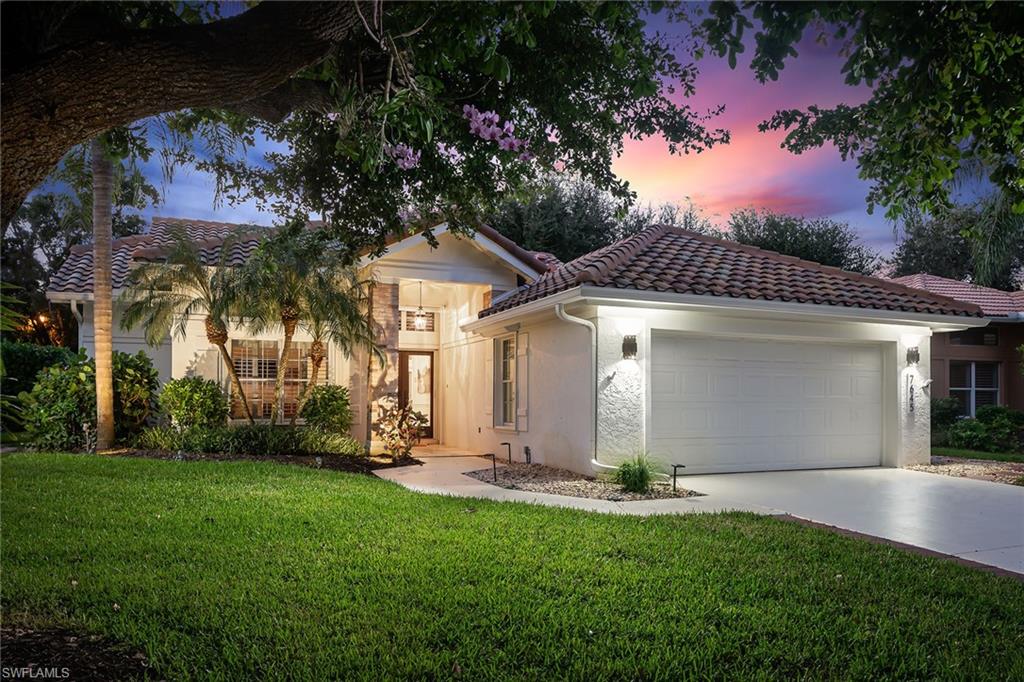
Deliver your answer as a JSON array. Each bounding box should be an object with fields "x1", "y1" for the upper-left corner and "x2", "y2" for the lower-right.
[
  {"x1": 206, "y1": 316, "x2": 254, "y2": 424},
  {"x1": 1, "y1": 1, "x2": 368, "y2": 226},
  {"x1": 271, "y1": 316, "x2": 299, "y2": 426},
  {"x1": 290, "y1": 349, "x2": 324, "y2": 427},
  {"x1": 91, "y1": 138, "x2": 115, "y2": 450},
  {"x1": 215, "y1": 342, "x2": 255, "y2": 425}
]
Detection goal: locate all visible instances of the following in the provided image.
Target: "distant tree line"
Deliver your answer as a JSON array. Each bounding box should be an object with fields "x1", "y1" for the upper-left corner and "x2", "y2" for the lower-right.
[{"x1": 488, "y1": 178, "x2": 1023, "y2": 290}]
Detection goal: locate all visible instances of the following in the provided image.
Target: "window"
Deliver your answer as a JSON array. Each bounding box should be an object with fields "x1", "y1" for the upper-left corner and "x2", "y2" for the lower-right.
[
  {"x1": 950, "y1": 328, "x2": 998, "y2": 346},
  {"x1": 231, "y1": 340, "x2": 327, "y2": 420},
  {"x1": 949, "y1": 361, "x2": 999, "y2": 417},
  {"x1": 496, "y1": 335, "x2": 516, "y2": 426},
  {"x1": 400, "y1": 310, "x2": 435, "y2": 332}
]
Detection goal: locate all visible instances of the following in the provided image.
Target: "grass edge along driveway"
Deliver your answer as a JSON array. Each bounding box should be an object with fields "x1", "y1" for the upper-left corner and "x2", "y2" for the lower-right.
[{"x1": 2, "y1": 453, "x2": 1023, "y2": 680}]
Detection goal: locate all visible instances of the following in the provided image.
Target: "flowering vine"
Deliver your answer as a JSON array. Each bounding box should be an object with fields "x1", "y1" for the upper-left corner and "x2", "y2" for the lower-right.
[{"x1": 462, "y1": 105, "x2": 535, "y2": 161}]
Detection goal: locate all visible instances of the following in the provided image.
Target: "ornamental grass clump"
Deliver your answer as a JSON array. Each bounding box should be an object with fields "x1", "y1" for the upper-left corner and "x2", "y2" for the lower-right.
[{"x1": 614, "y1": 453, "x2": 654, "y2": 494}]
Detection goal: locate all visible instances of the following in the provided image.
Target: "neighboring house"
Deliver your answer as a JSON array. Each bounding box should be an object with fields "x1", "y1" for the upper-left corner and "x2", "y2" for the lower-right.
[
  {"x1": 891, "y1": 273, "x2": 1024, "y2": 415},
  {"x1": 49, "y1": 219, "x2": 986, "y2": 475}
]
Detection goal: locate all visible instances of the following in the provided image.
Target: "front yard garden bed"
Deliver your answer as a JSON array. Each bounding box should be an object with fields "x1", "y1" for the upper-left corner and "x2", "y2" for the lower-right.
[
  {"x1": 909, "y1": 455, "x2": 1024, "y2": 486},
  {"x1": 111, "y1": 448, "x2": 418, "y2": 474},
  {"x1": 465, "y1": 461, "x2": 702, "y2": 500},
  {"x1": 0, "y1": 626, "x2": 155, "y2": 682}
]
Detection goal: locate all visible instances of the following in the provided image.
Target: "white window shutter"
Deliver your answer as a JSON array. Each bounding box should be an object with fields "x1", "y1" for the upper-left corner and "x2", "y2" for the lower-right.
[
  {"x1": 516, "y1": 332, "x2": 529, "y2": 432},
  {"x1": 484, "y1": 340, "x2": 493, "y2": 417}
]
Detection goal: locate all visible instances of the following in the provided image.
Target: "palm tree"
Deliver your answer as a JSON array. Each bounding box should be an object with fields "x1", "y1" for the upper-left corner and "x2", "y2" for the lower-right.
[
  {"x1": 91, "y1": 138, "x2": 116, "y2": 450},
  {"x1": 289, "y1": 268, "x2": 380, "y2": 426},
  {"x1": 238, "y1": 220, "x2": 380, "y2": 425},
  {"x1": 120, "y1": 227, "x2": 256, "y2": 423}
]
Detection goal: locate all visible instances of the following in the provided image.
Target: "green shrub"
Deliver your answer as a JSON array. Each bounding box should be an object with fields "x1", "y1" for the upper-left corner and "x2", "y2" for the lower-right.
[
  {"x1": 0, "y1": 340, "x2": 73, "y2": 429},
  {"x1": 20, "y1": 350, "x2": 159, "y2": 450},
  {"x1": 298, "y1": 427, "x2": 365, "y2": 457},
  {"x1": 299, "y1": 385, "x2": 353, "y2": 433},
  {"x1": 0, "y1": 340, "x2": 74, "y2": 396},
  {"x1": 974, "y1": 405, "x2": 1024, "y2": 427},
  {"x1": 160, "y1": 377, "x2": 229, "y2": 429},
  {"x1": 614, "y1": 454, "x2": 653, "y2": 493},
  {"x1": 946, "y1": 419, "x2": 992, "y2": 452},
  {"x1": 930, "y1": 397, "x2": 961, "y2": 432},
  {"x1": 133, "y1": 424, "x2": 365, "y2": 458}
]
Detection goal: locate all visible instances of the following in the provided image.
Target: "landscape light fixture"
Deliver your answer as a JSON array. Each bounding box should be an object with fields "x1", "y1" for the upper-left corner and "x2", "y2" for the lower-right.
[
  {"x1": 414, "y1": 280, "x2": 427, "y2": 330},
  {"x1": 622, "y1": 334, "x2": 638, "y2": 359}
]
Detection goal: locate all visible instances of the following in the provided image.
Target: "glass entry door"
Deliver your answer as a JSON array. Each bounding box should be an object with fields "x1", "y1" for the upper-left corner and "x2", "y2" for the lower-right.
[{"x1": 398, "y1": 351, "x2": 433, "y2": 438}]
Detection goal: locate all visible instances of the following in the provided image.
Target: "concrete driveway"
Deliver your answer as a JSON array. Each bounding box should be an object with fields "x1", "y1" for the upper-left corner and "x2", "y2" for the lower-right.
[{"x1": 679, "y1": 468, "x2": 1024, "y2": 574}]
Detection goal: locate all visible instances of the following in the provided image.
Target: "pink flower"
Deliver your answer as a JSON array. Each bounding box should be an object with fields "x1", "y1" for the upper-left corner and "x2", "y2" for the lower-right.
[
  {"x1": 437, "y1": 142, "x2": 464, "y2": 164},
  {"x1": 502, "y1": 121, "x2": 515, "y2": 136},
  {"x1": 481, "y1": 124, "x2": 503, "y2": 141},
  {"x1": 386, "y1": 143, "x2": 421, "y2": 170}
]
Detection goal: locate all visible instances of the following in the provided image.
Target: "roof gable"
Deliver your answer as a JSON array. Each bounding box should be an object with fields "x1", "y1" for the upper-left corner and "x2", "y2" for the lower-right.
[{"x1": 480, "y1": 226, "x2": 984, "y2": 319}]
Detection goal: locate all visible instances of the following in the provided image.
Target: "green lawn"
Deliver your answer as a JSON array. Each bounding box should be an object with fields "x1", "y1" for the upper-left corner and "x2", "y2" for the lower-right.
[
  {"x1": 933, "y1": 446, "x2": 1024, "y2": 463},
  {"x1": 2, "y1": 454, "x2": 1023, "y2": 680}
]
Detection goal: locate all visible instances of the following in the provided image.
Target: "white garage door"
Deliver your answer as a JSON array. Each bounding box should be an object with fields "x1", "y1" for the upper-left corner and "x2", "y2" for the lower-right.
[{"x1": 650, "y1": 333, "x2": 883, "y2": 474}]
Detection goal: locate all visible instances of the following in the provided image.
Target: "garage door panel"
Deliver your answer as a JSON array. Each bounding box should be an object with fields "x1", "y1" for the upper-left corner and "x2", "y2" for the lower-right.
[{"x1": 650, "y1": 333, "x2": 882, "y2": 474}]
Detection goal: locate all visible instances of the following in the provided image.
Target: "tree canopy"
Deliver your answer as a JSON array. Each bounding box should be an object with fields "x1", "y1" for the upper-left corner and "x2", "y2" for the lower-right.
[
  {"x1": 1, "y1": 157, "x2": 154, "y2": 344},
  {"x1": 698, "y1": 1, "x2": 1024, "y2": 219},
  {"x1": 486, "y1": 176, "x2": 717, "y2": 263},
  {"x1": 727, "y1": 210, "x2": 879, "y2": 275},
  {"x1": 1, "y1": 1, "x2": 729, "y2": 248}
]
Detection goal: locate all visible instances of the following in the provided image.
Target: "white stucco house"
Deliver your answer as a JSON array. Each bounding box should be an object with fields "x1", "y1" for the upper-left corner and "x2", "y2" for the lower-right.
[{"x1": 48, "y1": 217, "x2": 986, "y2": 476}]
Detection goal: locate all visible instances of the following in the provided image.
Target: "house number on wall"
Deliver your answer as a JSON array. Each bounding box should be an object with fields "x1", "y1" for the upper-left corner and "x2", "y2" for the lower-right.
[{"x1": 907, "y1": 374, "x2": 915, "y2": 414}]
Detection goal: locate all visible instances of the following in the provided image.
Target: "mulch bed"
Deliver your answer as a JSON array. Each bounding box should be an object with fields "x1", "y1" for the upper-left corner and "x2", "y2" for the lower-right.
[
  {"x1": 465, "y1": 461, "x2": 702, "y2": 501},
  {"x1": 0, "y1": 626, "x2": 161, "y2": 681},
  {"x1": 908, "y1": 456, "x2": 1024, "y2": 486},
  {"x1": 102, "y1": 448, "x2": 421, "y2": 475}
]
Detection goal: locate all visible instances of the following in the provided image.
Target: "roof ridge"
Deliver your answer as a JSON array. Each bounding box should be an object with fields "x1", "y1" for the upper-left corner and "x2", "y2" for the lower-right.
[
  {"x1": 150, "y1": 216, "x2": 268, "y2": 230},
  {"x1": 659, "y1": 225, "x2": 983, "y2": 316},
  {"x1": 574, "y1": 226, "x2": 669, "y2": 285}
]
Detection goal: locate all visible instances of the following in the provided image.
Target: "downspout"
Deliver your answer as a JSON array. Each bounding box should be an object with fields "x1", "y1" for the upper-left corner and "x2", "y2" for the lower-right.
[
  {"x1": 70, "y1": 300, "x2": 84, "y2": 351},
  {"x1": 554, "y1": 303, "x2": 616, "y2": 474}
]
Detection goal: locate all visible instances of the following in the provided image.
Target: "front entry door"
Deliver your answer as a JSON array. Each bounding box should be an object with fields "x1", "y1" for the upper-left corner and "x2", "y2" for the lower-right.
[{"x1": 398, "y1": 351, "x2": 434, "y2": 438}]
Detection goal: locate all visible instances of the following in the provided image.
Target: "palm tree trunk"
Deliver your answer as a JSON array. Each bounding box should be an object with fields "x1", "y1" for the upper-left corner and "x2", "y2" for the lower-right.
[
  {"x1": 216, "y1": 342, "x2": 255, "y2": 425},
  {"x1": 271, "y1": 316, "x2": 298, "y2": 426},
  {"x1": 91, "y1": 138, "x2": 115, "y2": 451},
  {"x1": 290, "y1": 355, "x2": 323, "y2": 427}
]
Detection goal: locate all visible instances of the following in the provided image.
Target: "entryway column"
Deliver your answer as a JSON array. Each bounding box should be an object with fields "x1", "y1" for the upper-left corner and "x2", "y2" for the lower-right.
[{"x1": 366, "y1": 282, "x2": 400, "y2": 451}]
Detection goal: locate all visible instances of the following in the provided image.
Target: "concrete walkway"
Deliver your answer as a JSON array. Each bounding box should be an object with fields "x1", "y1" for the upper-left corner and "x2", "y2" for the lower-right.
[
  {"x1": 378, "y1": 453, "x2": 1024, "y2": 575},
  {"x1": 375, "y1": 454, "x2": 781, "y2": 515}
]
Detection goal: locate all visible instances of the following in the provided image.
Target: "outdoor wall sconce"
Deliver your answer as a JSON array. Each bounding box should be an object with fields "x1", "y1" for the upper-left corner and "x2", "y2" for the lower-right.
[
  {"x1": 622, "y1": 335, "x2": 638, "y2": 359},
  {"x1": 906, "y1": 346, "x2": 920, "y2": 365}
]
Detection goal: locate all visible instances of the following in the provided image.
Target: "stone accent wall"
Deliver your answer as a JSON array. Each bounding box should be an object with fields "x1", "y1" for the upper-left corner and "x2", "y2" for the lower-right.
[{"x1": 367, "y1": 282, "x2": 400, "y2": 449}]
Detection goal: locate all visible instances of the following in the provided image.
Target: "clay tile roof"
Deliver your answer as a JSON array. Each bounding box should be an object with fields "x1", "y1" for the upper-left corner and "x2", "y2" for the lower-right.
[
  {"x1": 890, "y1": 273, "x2": 1024, "y2": 317},
  {"x1": 47, "y1": 216, "x2": 268, "y2": 294},
  {"x1": 47, "y1": 216, "x2": 547, "y2": 295},
  {"x1": 480, "y1": 225, "x2": 984, "y2": 319}
]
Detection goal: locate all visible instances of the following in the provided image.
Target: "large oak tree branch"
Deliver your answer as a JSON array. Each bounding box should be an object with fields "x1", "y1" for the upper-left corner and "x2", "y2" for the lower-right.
[{"x1": 1, "y1": 1, "x2": 373, "y2": 226}]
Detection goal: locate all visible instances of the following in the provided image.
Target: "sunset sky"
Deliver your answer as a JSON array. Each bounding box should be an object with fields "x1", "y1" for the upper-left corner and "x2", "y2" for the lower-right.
[{"x1": 135, "y1": 6, "x2": 900, "y2": 251}]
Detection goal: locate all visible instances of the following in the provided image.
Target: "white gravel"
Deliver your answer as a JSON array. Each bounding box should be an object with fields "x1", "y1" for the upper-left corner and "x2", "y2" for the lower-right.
[
  {"x1": 465, "y1": 461, "x2": 702, "y2": 501},
  {"x1": 907, "y1": 456, "x2": 1024, "y2": 486}
]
